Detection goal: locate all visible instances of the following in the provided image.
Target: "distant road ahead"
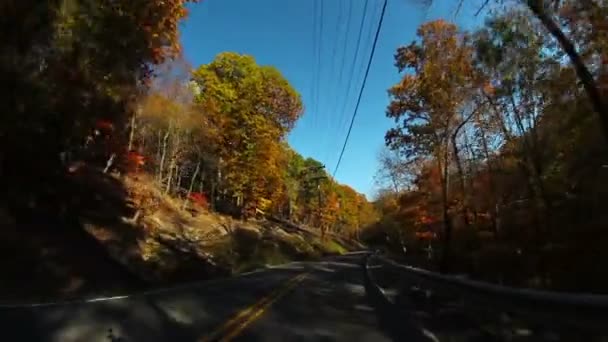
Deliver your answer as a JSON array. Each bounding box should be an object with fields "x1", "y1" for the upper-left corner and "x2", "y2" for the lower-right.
[{"x1": 0, "y1": 253, "x2": 402, "y2": 342}]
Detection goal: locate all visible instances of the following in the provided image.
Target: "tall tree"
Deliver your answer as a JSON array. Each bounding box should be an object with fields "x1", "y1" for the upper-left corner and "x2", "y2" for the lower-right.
[
  {"x1": 0, "y1": 0, "x2": 198, "y2": 211},
  {"x1": 191, "y1": 53, "x2": 303, "y2": 216},
  {"x1": 414, "y1": 0, "x2": 608, "y2": 141},
  {"x1": 385, "y1": 20, "x2": 476, "y2": 272}
]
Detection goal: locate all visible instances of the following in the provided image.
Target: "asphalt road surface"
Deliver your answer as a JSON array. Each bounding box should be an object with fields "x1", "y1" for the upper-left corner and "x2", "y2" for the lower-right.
[
  {"x1": 3, "y1": 253, "x2": 603, "y2": 342},
  {"x1": 0, "y1": 252, "x2": 406, "y2": 342}
]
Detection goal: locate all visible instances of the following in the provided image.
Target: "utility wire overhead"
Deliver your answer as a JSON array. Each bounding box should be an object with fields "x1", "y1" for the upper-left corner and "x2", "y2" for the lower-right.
[
  {"x1": 333, "y1": 0, "x2": 388, "y2": 178},
  {"x1": 335, "y1": 0, "x2": 380, "y2": 156},
  {"x1": 335, "y1": 0, "x2": 354, "y2": 103},
  {"x1": 321, "y1": 0, "x2": 347, "y2": 163},
  {"x1": 326, "y1": 0, "x2": 355, "y2": 161},
  {"x1": 357, "y1": 1, "x2": 381, "y2": 89},
  {"x1": 327, "y1": 0, "x2": 345, "y2": 111},
  {"x1": 331, "y1": 0, "x2": 370, "y2": 159},
  {"x1": 313, "y1": 0, "x2": 325, "y2": 134},
  {"x1": 310, "y1": 0, "x2": 318, "y2": 128}
]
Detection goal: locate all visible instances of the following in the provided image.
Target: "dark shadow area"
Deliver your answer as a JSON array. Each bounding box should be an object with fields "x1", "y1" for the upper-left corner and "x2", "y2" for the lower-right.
[
  {"x1": 0, "y1": 164, "x2": 228, "y2": 303},
  {"x1": 227, "y1": 255, "x2": 394, "y2": 342},
  {"x1": 363, "y1": 256, "x2": 439, "y2": 342},
  {"x1": 367, "y1": 257, "x2": 607, "y2": 342},
  {"x1": 0, "y1": 165, "x2": 146, "y2": 302},
  {"x1": 0, "y1": 260, "x2": 309, "y2": 341}
]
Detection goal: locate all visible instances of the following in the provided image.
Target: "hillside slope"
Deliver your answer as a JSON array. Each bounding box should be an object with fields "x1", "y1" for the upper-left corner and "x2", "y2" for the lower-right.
[{"x1": 0, "y1": 168, "x2": 355, "y2": 303}]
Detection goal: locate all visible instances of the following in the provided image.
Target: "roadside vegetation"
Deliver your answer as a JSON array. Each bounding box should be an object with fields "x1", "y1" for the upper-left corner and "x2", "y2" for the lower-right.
[
  {"x1": 3, "y1": 0, "x2": 605, "y2": 302},
  {"x1": 0, "y1": 1, "x2": 372, "y2": 302},
  {"x1": 366, "y1": 1, "x2": 608, "y2": 293}
]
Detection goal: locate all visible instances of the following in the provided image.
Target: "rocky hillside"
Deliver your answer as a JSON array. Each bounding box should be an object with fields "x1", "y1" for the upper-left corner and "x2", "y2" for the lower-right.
[
  {"x1": 85, "y1": 173, "x2": 356, "y2": 281},
  {"x1": 0, "y1": 168, "x2": 357, "y2": 302}
]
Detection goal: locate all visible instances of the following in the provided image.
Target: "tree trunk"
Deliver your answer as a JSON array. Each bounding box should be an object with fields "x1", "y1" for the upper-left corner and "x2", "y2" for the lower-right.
[
  {"x1": 527, "y1": 0, "x2": 608, "y2": 142},
  {"x1": 479, "y1": 124, "x2": 499, "y2": 236},
  {"x1": 103, "y1": 153, "x2": 116, "y2": 174},
  {"x1": 183, "y1": 162, "x2": 200, "y2": 210},
  {"x1": 438, "y1": 142, "x2": 453, "y2": 274},
  {"x1": 128, "y1": 110, "x2": 137, "y2": 151},
  {"x1": 451, "y1": 110, "x2": 477, "y2": 228},
  {"x1": 452, "y1": 135, "x2": 470, "y2": 228},
  {"x1": 165, "y1": 130, "x2": 180, "y2": 195},
  {"x1": 484, "y1": 93, "x2": 514, "y2": 141},
  {"x1": 175, "y1": 164, "x2": 182, "y2": 192},
  {"x1": 509, "y1": 94, "x2": 550, "y2": 239},
  {"x1": 165, "y1": 162, "x2": 174, "y2": 195},
  {"x1": 156, "y1": 131, "x2": 162, "y2": 175},
  {"x1": 464, "y1": 132, "x2": 479, "y2": 224},
  {"x1": 158, "y1": 129, "x2": 170, "y2": 184}
]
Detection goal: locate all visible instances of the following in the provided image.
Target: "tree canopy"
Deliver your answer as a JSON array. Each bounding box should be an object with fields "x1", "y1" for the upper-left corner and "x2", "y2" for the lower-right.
[{"x1": 370, "y1": 2, "x2": 608, "y2": 292}]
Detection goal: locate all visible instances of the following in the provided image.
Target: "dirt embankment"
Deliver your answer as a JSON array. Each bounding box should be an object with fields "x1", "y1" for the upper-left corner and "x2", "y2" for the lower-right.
[{"x1": 0, "y1": 169, "x2": 354, "y2": 303}]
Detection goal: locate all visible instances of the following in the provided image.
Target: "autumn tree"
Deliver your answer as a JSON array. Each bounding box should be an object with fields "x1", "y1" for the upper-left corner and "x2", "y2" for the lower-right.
[
  {"x1": 369, "y1": 2, "x2": 608, "y2": 290},
  {"x1": 133, "y1": 62, "x2": 208, "y2": 196},
  {"x1": 414, "y1": 0, "x2": 608, "y2": 141},
  {"x1": 191, "y1": 53, "x2": 303, "y2": 217},
  {"x1": 385, "y1": 20, "x2": 476, "y2": 272},
  {"x1": 473, "y1": 8, "x2": 570, "y2": 246}
]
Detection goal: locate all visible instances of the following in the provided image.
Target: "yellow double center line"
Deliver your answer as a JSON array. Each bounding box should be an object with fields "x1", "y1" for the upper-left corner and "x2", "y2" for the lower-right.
[{"x1": 200, "y1": 272, "x2": 308, "y2": 342}]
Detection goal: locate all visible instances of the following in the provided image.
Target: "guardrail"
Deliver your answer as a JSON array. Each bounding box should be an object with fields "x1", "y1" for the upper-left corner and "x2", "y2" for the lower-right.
[{"x1": 369, "y1": 255, "x2": 608, "y2": 333}]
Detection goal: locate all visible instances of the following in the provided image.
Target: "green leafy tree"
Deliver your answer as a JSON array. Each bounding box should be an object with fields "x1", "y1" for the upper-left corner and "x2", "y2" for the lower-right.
[{"x1": 191, "y1": 53, "x2": 303, "y2": 216}]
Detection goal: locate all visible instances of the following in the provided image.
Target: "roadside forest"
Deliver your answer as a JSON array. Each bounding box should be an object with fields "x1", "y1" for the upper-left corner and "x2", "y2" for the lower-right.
[
  {"x1": 0, "y1": 1, "x2": 374, "y2": 300},
  {"x1": 132, "y1": 51, "x2": 377, "y2": 236},
  {"x1": 0, "y1": 1, "x2": 374, "y2": 234},
  {"x1": 368, "y1": 0, "x2": 608, "y2": 293}
]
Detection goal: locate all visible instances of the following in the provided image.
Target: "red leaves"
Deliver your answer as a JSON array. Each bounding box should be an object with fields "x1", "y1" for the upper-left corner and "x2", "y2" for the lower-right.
[
  {"x1": 95, "y1": 119, "x2": 114, "y2": 131},
  {"x1": 188, "y1": 192, "x2": 208, "y2": 209},
  {"x1": 419, "y1": 214, "x2": 436, "y2": 225},
  {"x1": 125, "y1": 151, "x2": 145, "y2": 173},
  {"x1": 415, "y1": 231, "x2": 437, "y2": 240}
]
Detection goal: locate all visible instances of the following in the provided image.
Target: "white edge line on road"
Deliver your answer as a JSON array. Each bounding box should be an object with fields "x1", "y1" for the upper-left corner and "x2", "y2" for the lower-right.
[
  {"x1": 0, "y1": 267, "x2": 271, "y2": 309},
  {"x1": 0, "y1": 254, "x2": 357, "y2": 309}
]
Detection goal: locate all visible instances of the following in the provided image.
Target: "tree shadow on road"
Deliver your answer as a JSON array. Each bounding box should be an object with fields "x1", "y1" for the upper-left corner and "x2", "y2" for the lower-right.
[{"x1": 0, "y1": 263, "x2": 310, "y2": 342}]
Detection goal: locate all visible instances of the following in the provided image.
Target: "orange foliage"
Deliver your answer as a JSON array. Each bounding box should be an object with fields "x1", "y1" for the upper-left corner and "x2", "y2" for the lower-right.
[{"x1": 483, "y1": 81, "x2": 496, "y2": 97}]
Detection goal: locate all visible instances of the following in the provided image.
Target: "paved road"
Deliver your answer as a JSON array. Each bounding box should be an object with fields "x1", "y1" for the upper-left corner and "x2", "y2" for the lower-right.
[
  {"x1": 5, "y1": 253, "x2": 603, "y2": 341},
  {"x1": 0, "y1": 253, "x2": 405, "y2": 342},
  {"x1": 367, "y1": 257, "x2": 608, "y2": 342}
]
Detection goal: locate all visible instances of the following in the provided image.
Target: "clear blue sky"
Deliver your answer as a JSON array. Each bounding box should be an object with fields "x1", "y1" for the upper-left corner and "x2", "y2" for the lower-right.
[{"x1": 180, "y1": 0, "x2": 485, "y2": 198}]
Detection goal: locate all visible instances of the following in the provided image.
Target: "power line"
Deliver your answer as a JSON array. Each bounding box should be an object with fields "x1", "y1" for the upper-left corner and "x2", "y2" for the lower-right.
[
  {"x1": 334, "y1": 0, "x2": 379, "y2": 158},
  {"x1": 335, "y1": 0, "x2": 354, "y2": 101},
  {"x1": 357, "y1": 1, "x2": 380, "y2": 84},
  {"x1": 332, "y1": 0, "x2": 388, "y2": 178},
  {"x1": 328, "y1": 0, "x2": 345, "y2": 103},
  {"x1": 331, "y1": 0, "x2": 370, "y2": 158},
  {"x1": 321, "y1": 0, "x2": 347, "y2": 162},
  {"x1": 324, "y1": 0, "x2": 355, "y2": 162},
  {"x1": 313, "y1": 0, "x2": 325, "y2": 133},
  {"x1": 310, "y1": 0, "x2": 320, "y2": 131}
]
